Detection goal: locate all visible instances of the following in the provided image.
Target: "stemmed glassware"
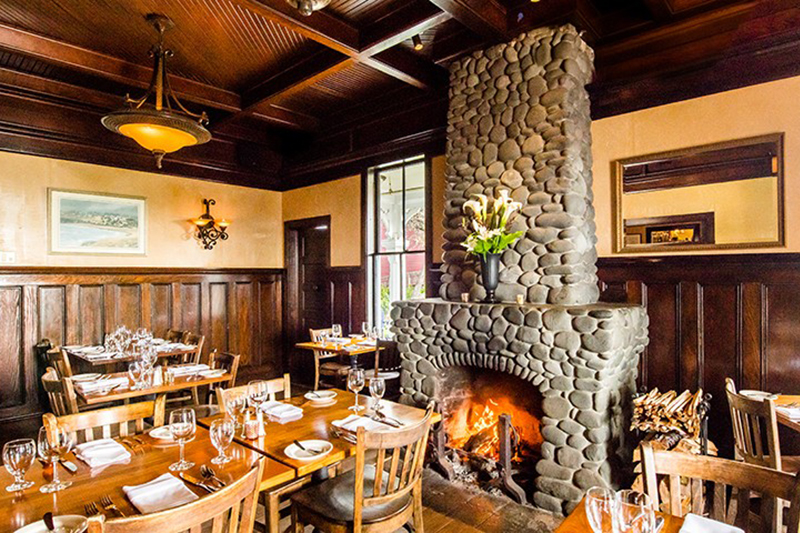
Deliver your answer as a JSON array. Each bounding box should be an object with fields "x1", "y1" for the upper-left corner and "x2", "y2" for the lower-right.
[
  {"x1": 37, "y1": 426, "x2": 73, "y2": 493},
  {"x1": 331, "y1": 324, "x2": 342, "y2": 338},
  {"x1": 227, "y1": 391, "x2": 247, "y2": 435},
  {"x1": 168, "y1": 408, "x2": 196, "y2": 472},
  {"x1": 248, "y1": 380, "x2": 269, "y2": 409},
  {"x1": 209, "y1": 418, "x2": 235, "y2": 465},
  {"x1": 348, "y1": 368, "x2": 365, "y2": 412},
  {"x1": 128, "y1": 361, "x2": 145, "y2": 390},
  {"x1": 585, "y1": 487, "x2": 616, "y2": 533},
  {"x1": 613, "y1": 490, "x2": 657, "y2": 533},
  {"x1": 361, "y1": 322, "x2": 370, "y2": 337},
  {"x1": 369, "y1": 376, "x2": 386, "y2": 414},
  {"x1": 3, "y1": 438, "x2": 36, "y2": 492}
]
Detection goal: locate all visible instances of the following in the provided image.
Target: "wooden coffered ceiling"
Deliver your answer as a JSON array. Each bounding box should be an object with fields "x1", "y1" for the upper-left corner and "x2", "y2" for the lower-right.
[{"x1": 0, "y1": 0, "x2": 797, "y2": 190}]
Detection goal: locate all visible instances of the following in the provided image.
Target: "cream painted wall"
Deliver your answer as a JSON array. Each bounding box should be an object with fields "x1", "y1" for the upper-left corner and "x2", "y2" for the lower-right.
[
  {"x1": 282, "y1": 175, "x2": 361, "y2": 267},
  {"x1": 0, "y1": 151, "x2": 284, "y2": 267},
  {"x1": 593, "y1": 75, "x2": 800, "y2": 256},
  {"x1": 622, "y1": 177, "x2": 779, "y2": 245}
]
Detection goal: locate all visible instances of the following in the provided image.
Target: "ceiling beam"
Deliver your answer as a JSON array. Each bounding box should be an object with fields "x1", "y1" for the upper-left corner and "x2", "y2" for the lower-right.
[
  {"x1": 427, "y1": 0, "x2": 507, "y2": 41},
  {"x1": 0, "y1": 23, "x2": 241, "y2": 113},
  {"x1": 642, "y1": 0, "x2": 674, "y2": 21},
  {"x1": 359, "y1": 0, "x2": 451, "y2": 56},
  {"x1": 365, "y1": 48, "x2": 448, "y2": 89}
]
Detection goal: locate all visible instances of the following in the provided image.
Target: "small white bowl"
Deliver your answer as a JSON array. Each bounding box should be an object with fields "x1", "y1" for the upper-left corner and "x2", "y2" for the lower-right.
[
  {"x1": 284, "y1": 440, "x2": 333, "y2": 461},
  {"x1": 305, "y1": 391, "x2": 337, "y2": 406}
]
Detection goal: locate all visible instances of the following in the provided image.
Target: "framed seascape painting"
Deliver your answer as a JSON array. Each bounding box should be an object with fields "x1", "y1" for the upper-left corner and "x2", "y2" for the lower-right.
[{"x1": 49, "y1": 189, "x2": 146, "y2": 255}]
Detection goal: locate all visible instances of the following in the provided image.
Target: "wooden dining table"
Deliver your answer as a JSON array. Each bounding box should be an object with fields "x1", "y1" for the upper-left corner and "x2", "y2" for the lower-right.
[
  {"x1": 68, "y1": 345, "x2": 198, "y2": 368},
  {"x1": 294, "y1": 338, "x2": 383, "y2": 369},
  {"x1": 774, "y1": 395, "x2": 800, "y2": 432},
  {"x1": 75, "y1": 370, "x2": 231, "y2": 406},
  {"x1": 0, "y1": 425, "x2": 295, "y2": 532},
  {"x1": 555, "y1": 497, "x2": 685, "y2": 532}
]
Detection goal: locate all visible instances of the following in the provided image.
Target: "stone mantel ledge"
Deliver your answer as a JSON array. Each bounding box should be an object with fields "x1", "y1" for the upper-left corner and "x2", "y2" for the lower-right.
[{"x1": 390, "y1": 298, "x2": 649, "y2": 514}]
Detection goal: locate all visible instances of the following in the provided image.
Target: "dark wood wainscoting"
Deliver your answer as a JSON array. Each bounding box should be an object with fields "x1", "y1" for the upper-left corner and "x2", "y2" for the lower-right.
[
  {"x1": 0, "y1": 267, "x2": 283, "y2": 424},
  {"x1": 598, "y1": 253, "x2": 800, "y2": 455}
]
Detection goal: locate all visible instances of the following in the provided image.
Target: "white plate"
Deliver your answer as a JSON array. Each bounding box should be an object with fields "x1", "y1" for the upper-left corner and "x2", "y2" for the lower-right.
[
  {"x1": 148, "y1": 426, "x2": 174, "y2": 441},
  {"x1": 78, "y1": 346, "x2": 105, "y2": 355},
  {"x1": 308, "y1": 398, "x2": 336, "y2": 407},
  {"x1": 71, "y1": 373, "x2": 102, "y2": 383},
  {"x1": 151, "y1": 338, "x2": 166, "y2": 345},
  {"x1": 305, "y1": 390, "x2": 337, "y2": 401},
  {"x1": 15, "y1": 515, "x2": 87, "y2": 533},
  {"x1": 740, "y1": 390, "x2": 779, "y2": 401},
  {"x1": 199, "y1": 369, "x2": 226, "y2": 378},
  {"x1": 284, "y1": 440, "x2": 333, "y2": 461}
]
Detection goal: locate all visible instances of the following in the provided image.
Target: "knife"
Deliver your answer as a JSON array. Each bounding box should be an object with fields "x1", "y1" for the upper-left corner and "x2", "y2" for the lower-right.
[
  {"x1": 60, "y1": 459, "x2": 78, "y2": 474},
  {"x1": 179, "y1": 473, "x2": 216, "y2": 493}
]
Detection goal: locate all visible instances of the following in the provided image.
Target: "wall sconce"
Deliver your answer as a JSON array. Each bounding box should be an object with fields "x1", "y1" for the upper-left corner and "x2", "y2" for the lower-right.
[{"x1": 193, "y1": 198, "x2": 230, "y2": 250}]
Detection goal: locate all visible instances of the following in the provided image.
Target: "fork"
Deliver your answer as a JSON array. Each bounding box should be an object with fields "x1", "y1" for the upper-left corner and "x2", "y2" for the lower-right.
[
  {"x1": 99, "y1": 495, "x2": 126, "y2": 517},
  {"x1": 200, "y1": 464, "x2": 226, "y2": 487},
  {"x1": 84, "y1": 502, "x2": 101, "y2": 516}
]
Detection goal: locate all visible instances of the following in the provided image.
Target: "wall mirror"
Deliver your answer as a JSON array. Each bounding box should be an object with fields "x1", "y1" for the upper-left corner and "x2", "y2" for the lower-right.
[{"x1": 613, "y1": 133, "x2": 784, "y2": 253}]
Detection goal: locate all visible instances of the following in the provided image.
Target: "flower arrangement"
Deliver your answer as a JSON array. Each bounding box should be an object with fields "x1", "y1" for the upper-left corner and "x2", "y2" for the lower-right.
[{"x1": 462, "y1": 190, "x2": 524, "y2": 259}]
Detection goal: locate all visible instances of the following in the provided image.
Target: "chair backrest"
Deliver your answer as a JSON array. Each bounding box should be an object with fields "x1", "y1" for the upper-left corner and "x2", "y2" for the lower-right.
[
  {"x1": 351, "y1": 404, "x2": 433, "y2": 531},
  {"x1": 165, "y1": 329, "x2": 186, "y2": 343},
  {"x1": 216, "y1": 374, "x2": 291, "y2": 414},
  {"x1": 209, "y1": 349, "x2": 240, "y2": 390},
  {"x1": 41, "y1": 366, "x2": 79, "y2": 415},
  {"x1": 183, "y1": 333, "x2": 205, "y2": 364},
  {"x1": 640, "y1": 441, "x2": 800, "y2": 533},
  {"x1": 376, "y1": 339, "x2": 401, "y2": 371},
  {"x1": 309, "y1": 327, "x2": 337, "y2": 358},
  {"x1": 44, "y1": 395, "x2": 166, "y2": 444},
  {"x1": 725, "y1": 377, "x2": 781, "y2": 469},
  {"x1": 86, "y1": 459, "x2": 265, "y2": 533},
  {"x1": 47, "y1": 347, "x2": 74, "y2": 378}
]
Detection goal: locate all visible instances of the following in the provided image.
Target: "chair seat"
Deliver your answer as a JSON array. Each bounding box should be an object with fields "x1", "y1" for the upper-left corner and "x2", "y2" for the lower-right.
[
  {"x1": 782, "y1": 455, "x2": 800, "y2": 473},
  {"x1": 290, "y1": 465, "x2": 411, "y2": 525},
  {"x1": 320, "y1": 361, "x2": 351, "y2": 376}
]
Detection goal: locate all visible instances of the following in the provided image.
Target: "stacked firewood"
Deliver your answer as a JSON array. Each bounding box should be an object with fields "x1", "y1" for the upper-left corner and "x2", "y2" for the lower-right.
[{"x1": 631, "y1": 388, "x2": 706, "y2": 439}]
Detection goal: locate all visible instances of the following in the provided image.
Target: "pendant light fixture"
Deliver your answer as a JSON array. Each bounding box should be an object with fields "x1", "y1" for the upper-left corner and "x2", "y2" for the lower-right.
[
  {"x1": 102, "y1": 14, "x2": 211, "y2": 169},
  {"x1": 285, "y1": 0, "x2": 331, "y2": 16}
]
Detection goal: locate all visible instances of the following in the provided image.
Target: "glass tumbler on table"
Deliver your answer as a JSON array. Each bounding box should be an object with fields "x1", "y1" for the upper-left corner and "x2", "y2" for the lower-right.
[
  {"x1": 3, "y1": 438, "x2": 36, "y2": 492},
  {"x1": 209, "y1": 418, "x2": 235, "y2": 465},
  {"x1": 585, "y1": 486, "x2": 616, "y2": 532},
  {"x1": 614, "y1": 490, "x2": 657, "y2": 533},
  {"x1": 168, "y1": 408, "x2": 196, "y2": 472},
  {"x1": 348, "y1": 368, "x2": 366, "y2": 412},
  {"x1": 369, "y1": 376, "x2": 386, "y2": 413},
  {"x1": 37, "y1": 426, "x2": 73, "y2": 493}
]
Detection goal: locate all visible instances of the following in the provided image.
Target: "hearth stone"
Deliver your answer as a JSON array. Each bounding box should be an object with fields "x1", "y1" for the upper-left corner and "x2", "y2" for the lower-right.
[{"x1": 392, "y1": 299, "x2": 648, "y2": 515}]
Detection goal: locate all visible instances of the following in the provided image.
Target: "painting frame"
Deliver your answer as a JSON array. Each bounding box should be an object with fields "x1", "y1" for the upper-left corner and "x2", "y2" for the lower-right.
[{"x1": 48, "y1": 189, "x2": 147, "y2": 256}]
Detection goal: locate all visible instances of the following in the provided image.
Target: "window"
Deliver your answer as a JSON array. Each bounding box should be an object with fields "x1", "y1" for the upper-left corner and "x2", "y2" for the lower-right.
[{"x1": 366, "y1": 156, "x2": 427, "y2": 333}]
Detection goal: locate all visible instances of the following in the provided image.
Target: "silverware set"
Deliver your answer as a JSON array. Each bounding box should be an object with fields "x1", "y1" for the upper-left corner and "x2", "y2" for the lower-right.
[
  {"x1": 293, "y1": 439, "x2": 324, "y2": 455},
  {"x1": 84, "y1": 495, "x2": 126, "y2": 517}
]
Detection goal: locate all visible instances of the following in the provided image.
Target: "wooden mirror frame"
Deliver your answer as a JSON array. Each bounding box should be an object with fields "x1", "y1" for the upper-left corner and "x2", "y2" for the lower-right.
[{"x1": 612, "y1": 133, "x2": 785, "y2": 253}]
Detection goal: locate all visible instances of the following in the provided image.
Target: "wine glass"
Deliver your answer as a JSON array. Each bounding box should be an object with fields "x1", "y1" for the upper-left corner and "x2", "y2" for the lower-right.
[
  {"x1": 585, "y1": 486, "x2": 616, "y2": 532},
  {"x1": 37, "y1": 426, "x2": 73, "y2": 493},
  {"x1": 614, "y1": 490, "x2": 657, "y2": 533},
  {"x1": 369, "y1": 377, "x2": 386, "y2": 414},
  {"x1": 128, "y1": 361, "x2": 144, "y2": 390},
  {"x1": 332, "y1": 324, "x2": 342, "y2": 338},
  {"x1": 361, "y1": 322, "x2": 370, "y2": 337},
  {"x1": 348, "y1": 368, "x2": 365, "y2": 412},
  {"x1": 3, "y1": 438, "x2": 36, "y2": 492},
  {"x1": 227, "y1": 392, "x2": 247, "y2": 434},
  {"x1": 248, "y1": 381, "x2": 269, "y2": 410},
  {"x1": 209, "y1": 418, "x2": 235, "y2": 465},
  {"x1": 168, "y1": 408, "x2": 196, "y2": 472}
]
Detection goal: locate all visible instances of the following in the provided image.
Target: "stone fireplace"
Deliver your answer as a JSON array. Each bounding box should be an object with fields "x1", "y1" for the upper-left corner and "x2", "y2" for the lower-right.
[{"x1": 391, "y1": 24, "x2": 649, "y2": 516}]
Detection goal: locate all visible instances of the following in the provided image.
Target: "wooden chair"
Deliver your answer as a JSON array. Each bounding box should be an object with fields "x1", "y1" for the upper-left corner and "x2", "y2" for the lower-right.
[
  {"x1": 309, "y1": 328, "x2": 350, "y2": 391},
  {"x1": 47, "y1": 347, "x2": 74, "y2": 379},
  {"x1": 86, "y1": 459, "x2": 265, "y2": 533},
  {"x1": 172, "y1": 332, "x2": 205, "y2": 405},
  {"x1": 41, "y1": 366, "x2": 79, "y2": 416},
  {"x1": 43, "y1": 395, "x2": 165, "y2": 444},
  {"x1": 216, "y1": 373, "x2": 292, "y2": 414},
  {"x1": 374, "y1": 340, "x2": 401, "y2": 401},
  {"x1": 207, "y1": 350, "x2": 241, "y2": 403},
  {"x1": 165, "y1": 328, "x2": 186, "y2": 343},
  {"x1": 290, "y1": 404, "x2": 434, "y2": 532},
  {"x1": 640, "y1": 441, "x2": 800, "y2": 533}
]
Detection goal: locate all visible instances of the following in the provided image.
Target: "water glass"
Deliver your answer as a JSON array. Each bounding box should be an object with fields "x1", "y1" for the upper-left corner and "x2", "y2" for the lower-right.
[
  {"x1": 585, "y1": 486, "x2": 616, "y2": 532},
  {"x1": 128, "y1": 361, "x2": 144, "y2": 390},
  {"x1": 3, "y1": 438, "x2": 36, "y2": 492},
  {"x1": 227, "y1": 391, "x2": 247, "y2": 433},
  {"x1": 348, "y1": 368, "x2": 365, "y2": 412},
  {"x1": 37, "y1": 426, "x2": 73, "y2": 493},
  {"x1": 209, "y1": 418, "x2": 235, "y2": 465},
  {"x1": 332, "y1": 324, "x2": 342, "y2": 338},
  {"x1": 369, "y1": 377, "x2": 386, "y2": 413},
  {"x1": 168, "y1": 408, "x2": 196, "y2": 471},
  {"x1": 614, "y1": 490, "x2": 657, "y2": 533}
]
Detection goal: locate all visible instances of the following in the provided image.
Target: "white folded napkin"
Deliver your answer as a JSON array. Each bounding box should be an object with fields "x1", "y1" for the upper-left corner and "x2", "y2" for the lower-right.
[
  {"x1": 74, "y1": 345, "x2": 105, "y2": 355},
  {"x1": 261, "y1": 401, "x2": 303, "y2": 422},
  {"x1": 169, "y1": 364, "x2": 209, "y2": 377},
  {"x1": 123, "y1": 473, "x2": 199, "y2": 514},
  {"x1": 198, "y1": 369, "x2": 226, "y2": 378},
  {"x1": 357, "y1": 340, "x2": 377, "y2": 347},
  {"x1": 327, "y1": 337, "x2": 350, "y2": 344},
  {"x1": 74, "y1": 438, "x2": 131, "y2": 468},
  {"x1": 332, "y1": 414, "x2": 392, "y2": 432},
  {"x1": 73, "y1": 376, "x2": 129, "y2": 394},
  {"x1": 680, "y1": 514, "x2": 743, "y2": 533},
  {"x1": 343, "y1": 345, "x2": 361, "y2": 352},
  {"x1": 777, "y1": 406, "x2": 800, "y2": 420}
]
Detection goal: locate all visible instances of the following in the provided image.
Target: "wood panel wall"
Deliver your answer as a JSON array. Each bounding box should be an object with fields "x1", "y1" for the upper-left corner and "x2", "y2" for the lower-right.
[
  {"x1": 0, "y1": 267, "x2": 283, "y2": 424},
  {"x1": 328, "y1": 267, "x2": 367, "y2": 336}
]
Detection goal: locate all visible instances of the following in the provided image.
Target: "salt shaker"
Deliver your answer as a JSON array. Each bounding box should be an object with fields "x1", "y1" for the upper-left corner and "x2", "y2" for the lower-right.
[{"x1": 244, "y1": 409, "x2": 260, "y2": 440}]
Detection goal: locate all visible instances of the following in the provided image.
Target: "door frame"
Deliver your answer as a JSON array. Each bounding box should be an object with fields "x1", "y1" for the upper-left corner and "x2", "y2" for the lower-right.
[{"x1": 283, "y1": 216, "x2": 331, "y2": 374}]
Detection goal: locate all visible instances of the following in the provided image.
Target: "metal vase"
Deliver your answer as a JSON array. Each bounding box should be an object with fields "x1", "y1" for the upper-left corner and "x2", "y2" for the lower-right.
[{"x1": 480, "y1": 253, "x2": 501, "y2": 303}]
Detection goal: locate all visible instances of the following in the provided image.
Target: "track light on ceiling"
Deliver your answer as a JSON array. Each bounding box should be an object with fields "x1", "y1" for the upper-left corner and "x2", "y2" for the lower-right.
[
  {"x1": 102, "y1": 14, "x2": 211, "y2": 169},
  {"x1": 286, "y1": 0, "x2": 331, "y2": 16},
  {"x1": 412, "y1": 35, "x2": 424, "y2": 51}
]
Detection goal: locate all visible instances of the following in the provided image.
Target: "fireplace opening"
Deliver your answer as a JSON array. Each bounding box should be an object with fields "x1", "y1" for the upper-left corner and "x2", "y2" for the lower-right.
[{"x1": 438, "y1": 366, "x2": 545, "y2": 502}]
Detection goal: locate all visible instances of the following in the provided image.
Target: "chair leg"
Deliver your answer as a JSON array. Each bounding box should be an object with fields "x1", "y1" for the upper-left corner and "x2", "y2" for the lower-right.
[
  {"x1": 266, "y1": 490, "x2": 281, "y2": 533},
  {"x1": 314, "y1": 357, "x2": 320, "y2": 391},
  {"x1": 291, "y1": 505, "x2": 304, "y2": 533},
  {"x1": 412, "y1": 482, "x2": 424, "y2": 533},
  {"x1": 191, "y1": 386, "x2": 200, "y2": 406}
]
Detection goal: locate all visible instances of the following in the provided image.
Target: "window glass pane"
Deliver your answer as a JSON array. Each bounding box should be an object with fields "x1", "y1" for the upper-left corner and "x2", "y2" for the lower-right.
[
  {"x1": 376, "y1": 254, "x2": 401, "y2": 330},
  {"x1": 366, "y1": 169, "x2": 376, "y2": 255},
  {"x1": 378, "y1": 167, "x2": 404, "y2": 252},
  {"x1": 402, "y1": 253, "x2": 426, "y2": 300},
  {"x1": 404, "y1": 162, "x2": 426, "y2": 251}
]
